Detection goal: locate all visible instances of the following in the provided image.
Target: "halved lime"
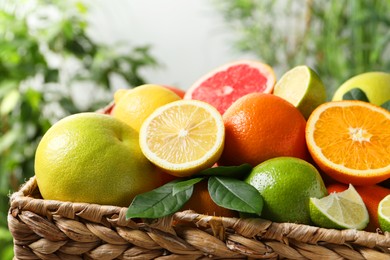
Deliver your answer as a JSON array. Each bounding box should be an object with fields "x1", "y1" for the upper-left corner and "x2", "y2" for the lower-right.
[
  {"x1": 273, "y1": 65, "x2": 326, "y2": 119},
  {"x1": 378, "y1": 194, "x2": 390, "y2": 232},
  {"x1": 309, "y1": 184, "x2": 369, "y2": 230}
]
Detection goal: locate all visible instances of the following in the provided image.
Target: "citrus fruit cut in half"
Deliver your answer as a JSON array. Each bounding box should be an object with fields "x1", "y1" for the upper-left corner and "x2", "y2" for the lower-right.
[
  {"x1": 219, "y1": 93, "x2": 308, "y2": 167},
  {"x1": 112, "y1": 84, "x2": 181, "y2": 132},
  {"x1": 244, "y1": 157, "x2": 327, "y2": 224},
  {"x1": 273, "y1": 65, "x2": 326, "y2": 119},
  {"x1": 139, "y1": 100, "x2": 225, "y2": 177},
  {"x1": 327, "y1": 183, "x2": 390, "y2": 232},
  {"x1": 306, "y1": 100, "x2": 390, "y2": 185},
  {"x1": 378, "y1": 194, "x2": 390, "y2": 232},
  {"x1": 184, "y1": 60, "x2": 276, "y2": 114},
  {"x1": 332, "y1": 72, "x2": 390, "y2": 106},
  {"x1": 309, "y1": 184, "x2": 369, "y2": 230}
]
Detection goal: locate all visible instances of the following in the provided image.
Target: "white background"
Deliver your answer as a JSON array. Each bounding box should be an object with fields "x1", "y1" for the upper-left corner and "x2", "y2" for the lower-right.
[{"x1": 88, "y1": 0, "x2": 256, "y2": 91}]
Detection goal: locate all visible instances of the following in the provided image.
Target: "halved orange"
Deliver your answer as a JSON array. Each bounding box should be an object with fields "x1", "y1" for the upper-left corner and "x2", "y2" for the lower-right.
[{"x1": 306, "y1": 100, "x2": 390, "y2": 185}]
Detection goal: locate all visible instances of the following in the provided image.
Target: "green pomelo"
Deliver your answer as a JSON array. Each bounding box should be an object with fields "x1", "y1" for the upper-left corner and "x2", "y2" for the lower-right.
[{"x1": 332, "y1": 72, "x2": 390, "y2": 106}]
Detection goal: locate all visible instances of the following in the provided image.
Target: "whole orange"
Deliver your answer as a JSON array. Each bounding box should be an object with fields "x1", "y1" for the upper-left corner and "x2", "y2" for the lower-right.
[
  {"x1": 327, "y1": 183, "x2": 390, "y2": 232},
  {"x1": 181, "y1": 180, "x2": 238, "y2": 217},
  {"x1": 219, "y1": 93, "x2": 308, "y2": 167}
]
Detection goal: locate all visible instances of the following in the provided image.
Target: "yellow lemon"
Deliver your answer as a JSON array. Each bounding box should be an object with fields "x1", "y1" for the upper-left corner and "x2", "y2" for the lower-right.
[
  {"x1": 34, "y1": 112, "x2": 162, "y2": 207},
  {"x1": 112, "y1": 84, "x2": 181, "y2": 132},
  {"x1": 139, "y1": 100, "x2": 225, "y2": 177}
]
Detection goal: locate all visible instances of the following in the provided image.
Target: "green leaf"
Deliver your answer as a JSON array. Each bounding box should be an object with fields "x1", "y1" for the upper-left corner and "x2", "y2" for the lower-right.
[
  {"x1": 195, "y1": 164, "x2": 252, "y2": 179},
  {"x1": 172, "y1": 177, "x2": 204, "y2": 196},
  {"x1": 342, "y1": 88, "x2": 369, "y2": 102},
  {"x1": 44, "y1": 69, "x2": 59, "y2": 83},
  {"x1": 1, "y1": 89, "x2": 20, "y2": 115},
  {"x1": 126, "y1": 180, "x2": 193, "y2": 219},
  {"x1": 0, "y1": 227, "x2": 12, "y2": 241},
  {"x1": 0, "y1": 130, "x2": 19, "y2": 153},
  {"x1": 0, "y1": 245, "x2": 13, "y2": 260},
  {"x1": 208, "y1": 176, "x2": 263, "y2": 215},
  {"x1": 381, "y1": 100, "x2": 390, "y2": 111},
  {"x1": 0, "y1": 81, "x2": 18, "y2": 98},
  {"x1": 24, "y1": 88, "x2": 42, "y2": 110}
]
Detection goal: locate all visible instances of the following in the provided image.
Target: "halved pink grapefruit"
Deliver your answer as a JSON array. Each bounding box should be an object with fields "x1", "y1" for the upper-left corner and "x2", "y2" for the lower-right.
[{"x1": 184, "y1": 60, "x2": 276, "y2": 114}]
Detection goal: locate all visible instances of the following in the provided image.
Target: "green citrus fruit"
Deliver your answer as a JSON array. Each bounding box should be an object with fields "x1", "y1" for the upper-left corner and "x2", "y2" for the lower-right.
[
  {"x1": 35, "y1": 112, "x2": 162, "y2": 207},
  {"x1": 112, "y1": 84, "x2": 181, "y2": 132},
  {"x1": 310, "y1": 184, "x2": 369, "y2": 230},
  {"x1": 378, "y1": 194, "x2": 390, "y2": 232},
  {"x1": 244, "y1": 157, "x2": 327, "y2": 224},
  {"x1": 332, "y1": 72, "x2": 390, "y2": 106},
  {"x1": 273, "y1": 65, "x2": 326, "y2": 119}
]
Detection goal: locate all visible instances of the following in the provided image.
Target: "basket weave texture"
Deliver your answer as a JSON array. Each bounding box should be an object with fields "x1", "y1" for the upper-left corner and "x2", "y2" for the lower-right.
[{"x1": 8, "y1": 176, "x2": 390, "y2": 259}]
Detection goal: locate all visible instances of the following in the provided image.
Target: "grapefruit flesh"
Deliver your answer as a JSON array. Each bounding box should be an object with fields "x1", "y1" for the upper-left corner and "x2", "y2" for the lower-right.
[{"x1": 185, "y1": 60, "x2": 276, "y2": 114}]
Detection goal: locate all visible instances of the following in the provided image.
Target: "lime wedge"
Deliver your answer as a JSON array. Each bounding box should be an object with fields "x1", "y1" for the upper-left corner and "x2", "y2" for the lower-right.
[
  {"x1": 309, "y1": 184, "x2": 369, "y2": 230},
  {"x1": 273, "y1": 65, "x2": 326, "y2": 119},
  {"x1": 378, "y1": 195, "x2": 390, "y2": 232}
]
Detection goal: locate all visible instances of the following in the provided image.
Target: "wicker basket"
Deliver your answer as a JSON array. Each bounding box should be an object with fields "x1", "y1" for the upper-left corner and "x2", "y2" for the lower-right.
[{"x1": 8, "y1": 176, "x2": 390, "y2": 259}]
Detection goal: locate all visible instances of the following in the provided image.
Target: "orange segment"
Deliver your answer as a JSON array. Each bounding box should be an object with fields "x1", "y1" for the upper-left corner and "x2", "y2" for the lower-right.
[{"x1": 306, "y1": 100, "x2": 390, "y2": 185}]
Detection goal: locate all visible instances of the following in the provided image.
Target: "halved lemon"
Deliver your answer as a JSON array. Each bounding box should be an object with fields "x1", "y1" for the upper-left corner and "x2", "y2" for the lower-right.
[
  {"x1": 139, "y1": 100, "x2": 225, "y2": 177},
  {"x1": 306, "y1": 100, "x2": 390, "y2": 185}
]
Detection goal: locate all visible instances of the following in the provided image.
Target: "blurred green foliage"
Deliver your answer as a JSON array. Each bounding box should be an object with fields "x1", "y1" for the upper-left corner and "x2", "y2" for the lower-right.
[
  {"x1": 0, "y1": 0, "x2": 158, "y2": 258},
  {"x1": 213, "y1": 0, "x2": 390, "y2": 98}
]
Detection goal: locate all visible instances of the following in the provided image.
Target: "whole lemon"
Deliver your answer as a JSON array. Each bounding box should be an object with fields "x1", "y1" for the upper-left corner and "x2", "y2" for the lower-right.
[
  {"x1": 35, "y1": 112, "x2": 161, "y2": 207},
  {"x1": 332, "y1": 72, "x2": 390, "y2": 106},
  {"x1": 112, "y1": 84, "x2": 181, "y2": 131},
  {"x1": 245, "y1": 157, "x2": 328, "y2": 224}
]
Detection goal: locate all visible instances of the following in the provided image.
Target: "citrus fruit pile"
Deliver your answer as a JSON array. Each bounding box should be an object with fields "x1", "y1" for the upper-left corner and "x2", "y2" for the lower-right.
[{"x1": 34, "y1": 60, "x2": 390, "y2": 234}]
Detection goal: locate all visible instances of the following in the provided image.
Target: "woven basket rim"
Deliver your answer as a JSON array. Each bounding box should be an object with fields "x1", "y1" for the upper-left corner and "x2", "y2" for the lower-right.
[{"x1": 9, "y1": 176, "x2": 390, "y2": 249}]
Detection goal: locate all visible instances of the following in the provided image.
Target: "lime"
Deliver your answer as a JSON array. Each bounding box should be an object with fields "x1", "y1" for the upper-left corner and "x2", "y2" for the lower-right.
[
  {"x1": 309, "y1": 184, "x2": 369, "y2": 230},
  {"x1": 35, "y1": 113, "x2": 162, "y2": 207},
  {"x1": 244, "y1": 157, "x2": 327, "y2": 224},
  {"x1": 273, "y1": 65, "x2": 326, "y2": 119},
  {"x1": 378, "y1": 194, "x2": 390, "y2": 232},
  {"x1": 332, "y1": 72, "x2": 390, "y2": 106},
  {"x1": 112, "y1": 84, "x2": 181, "y2": 132}
]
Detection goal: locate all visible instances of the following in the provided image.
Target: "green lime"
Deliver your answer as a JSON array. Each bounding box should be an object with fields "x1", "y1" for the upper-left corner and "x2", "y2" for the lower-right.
[
  {"x1": 273, "y1": 65, "x2": 326, "y2": 119},
  {"x1": 378, "y1": 194, "x2": 390, "y2": 232},
  {"x1": 309, "y1": 184, "x2": 369, "y2": 230},
  {"x1": 244, "y1": 157, "x2": 327, "y2": 224},
  {"x1": 332, "y1": 72, "x2": 390, "y2": 106}
]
